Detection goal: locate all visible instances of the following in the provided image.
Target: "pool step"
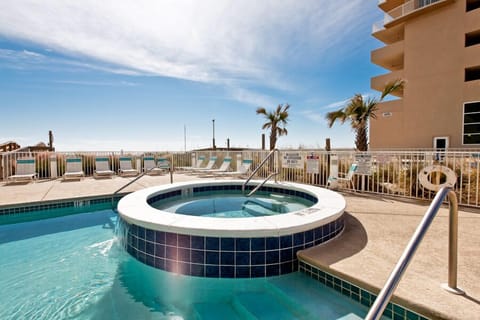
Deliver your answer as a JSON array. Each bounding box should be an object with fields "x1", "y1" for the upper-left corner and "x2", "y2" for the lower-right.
[
  {"x1": 266, "y1": 273, "x2": 369, "y2": 319},
  {"x1": 193, "y1": 274, "x2": 371, "y2": 320},
  {"x1": 192, "y1": 302, "x2": 255, "y2": 320},
  {"x1": 234, "y1": 290, "x2": 310, "y2": 320},
  {"x1": 242, "y1": 198, "x2": 288, "y2": 216},
  {"x1": 242, "y1": 205, "x2": 275, "y2": 217}
]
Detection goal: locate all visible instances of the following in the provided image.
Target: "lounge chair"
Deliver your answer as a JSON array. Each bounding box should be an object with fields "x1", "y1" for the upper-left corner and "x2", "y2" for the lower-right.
[
  {"x1": 177, "y1": 155, "x2": 206, "y2": 171},
  {"x1": 63, "y1": 157, "x2": 85, "y2": 180},
  {"x1": 328, "y1": 163, "x2": 358, "y2": 191},
  {"x1": 214, "y1": 159, "x2": 252, "y2": 177},
  {"x1": 157, "y1": 157, "x2": 171, "y2": 171},
  {"x1": 7, "y1": 158, "x2": 37, "y2": 183},
  {"x1": 143, "y1": 156, "x2": 164, "y2": 175},
  {"x1": 198, "y1": 157, "x2": 232, "y2": 175},
  {"x1": 94, "y1": 157, "x2": 115, "y2": 178},
  {"x1": 381, "y1": 182, "x2": 411, "y2": 196},
  {"x1": 118, "y1": 156, "x2": 138, "y2": 177},
  {"x1": 190, "y1": 156, "x2": 217, "y2": 173}
]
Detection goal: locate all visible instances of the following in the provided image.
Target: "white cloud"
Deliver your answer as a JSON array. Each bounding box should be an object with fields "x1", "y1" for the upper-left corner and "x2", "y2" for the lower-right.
[
  {"x1": 0, "y1": 0, "x2": 373, "y2": 103},
  {"x1": 301, "y1": 110, "x2": 326, "y2": 123},
  {"x1": 53, "y1": 80, "x2": 138, "y2": 87},
  {"x1": 300, "y1": 98, "x2": 348, "y2": 123},
  {"x1": 319, "y1": 98, "x2": 351, "y2": 111},
  {"x1": 228, "y1": 87, "x2": 278, "y2": 108}
]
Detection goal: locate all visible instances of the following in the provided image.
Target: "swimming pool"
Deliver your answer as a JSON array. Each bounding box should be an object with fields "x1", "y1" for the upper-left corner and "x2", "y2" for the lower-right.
[{"x1": 0, "y1": 207, "x2": 370, "y2": 319}]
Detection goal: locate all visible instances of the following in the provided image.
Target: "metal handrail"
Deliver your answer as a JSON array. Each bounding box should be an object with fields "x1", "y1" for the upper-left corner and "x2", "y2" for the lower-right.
[
  {"x1": 113, "y1": 171, "x2": 147, "y2": 196},
  {"x1": 111, "y1": 164, "x2": 173, "y2": 209},
  {"x1": 242, "y1": 149, "x2": 279, "y2": 194},
  {"x1": 365, "y1": 187, "x2": 464, "y2": 320},
  {"x1": 246, "y1": 172, "x2": 279, "y2": 197}
]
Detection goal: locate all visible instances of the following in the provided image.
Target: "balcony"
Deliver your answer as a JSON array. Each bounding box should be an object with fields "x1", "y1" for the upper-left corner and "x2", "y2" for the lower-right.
[
  {"x1": 378, "y1": 0, "x2": 406, "y2": 13},
  {"x1": 371, "y1": 71, "x2": 405, "y2": 96},
  {"x1": 371, "y1": 40, "x2": 404, "y2": 71},
  {"x1": 372, "y1": 0, "x2": 454, "y2": 31},
  {"x1": 372, "y1": 22, "x2": 405, "y2": 44},
  {"x1": 465, "y1": 7, "x2": 480, "y2": 33}
]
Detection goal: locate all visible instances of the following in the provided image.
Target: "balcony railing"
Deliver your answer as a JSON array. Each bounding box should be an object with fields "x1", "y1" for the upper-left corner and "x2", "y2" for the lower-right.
[{"x1": 373, "y1": 0, "x2": 443, "y2": 33}]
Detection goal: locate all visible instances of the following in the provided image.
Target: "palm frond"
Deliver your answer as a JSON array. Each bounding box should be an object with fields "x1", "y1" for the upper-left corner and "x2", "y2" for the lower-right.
[
  {"x1": 381, "y1": 79, "x2": 405, "y2": 100},
  {"x1": 325, "y1": 110, "x2": 347, "y2": 128},
  {"x1": 256, "y1": 107, "x2": 267, "y2": 115}
]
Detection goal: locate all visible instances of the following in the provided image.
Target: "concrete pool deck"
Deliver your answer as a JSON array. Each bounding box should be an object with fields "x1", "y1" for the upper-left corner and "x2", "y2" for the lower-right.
[{"x1": 0, "y1": 174, "x2": 479, "y2": 319}]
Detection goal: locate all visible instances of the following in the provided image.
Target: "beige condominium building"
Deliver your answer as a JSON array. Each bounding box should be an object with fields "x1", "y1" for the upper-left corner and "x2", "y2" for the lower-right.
[{"x1": 370, "y1": 0, "x2": 480, "y2": 149}]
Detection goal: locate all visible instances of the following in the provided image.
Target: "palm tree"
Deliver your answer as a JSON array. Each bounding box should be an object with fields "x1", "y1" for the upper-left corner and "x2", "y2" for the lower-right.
[
  {"x1": 256, "y1": 104, "x2": 290, "y2": 150},
  {"x1": 325, "y1": 79, "x2": 405, "y2": 151}
]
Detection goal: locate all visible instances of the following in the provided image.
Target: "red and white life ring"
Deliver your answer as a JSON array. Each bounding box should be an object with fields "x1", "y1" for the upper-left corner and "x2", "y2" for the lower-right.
[{"x1": 418, "y1": 165, "x2": 456, "y2": 192}]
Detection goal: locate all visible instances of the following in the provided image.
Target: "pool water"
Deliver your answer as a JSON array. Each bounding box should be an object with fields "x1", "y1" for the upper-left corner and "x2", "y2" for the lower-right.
[
  {"x1": 0, "y1": 209, "x2": 370, "y2": 319},
  {"x1": 151, "y1": 192, "x2": 314, "y2": 218}
]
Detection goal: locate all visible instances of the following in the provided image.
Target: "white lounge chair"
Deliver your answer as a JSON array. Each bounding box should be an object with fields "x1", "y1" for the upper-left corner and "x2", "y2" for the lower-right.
[
  {"x1": 143, "y1": 156, "x2": 164, "y2": 175},
  {"x1": 94, "y1": 157, "x2": 115, "y2": 178},
  {"x1": 157, "y1": 157, "x2": 170, "y2": 171},
  {"x1": 118, "y1": 156, "x2": 138, "y2": 177},
  {"x1": 63, "y1": 157, "x2": 85, "y2": 180},
  {"x1": 7, "y1": 158, "x2": 37, "y2": 183},
  {"x1": 214, "y1": 159, "x2": 252, "y2": 177},
  {"x1": 328, "y1": 163, "x2": 358, "y2": 191},
  {"x1": 199, "y1": 157, "x2": 232, "y2": 175},
  {"x1": 190, "y1": 156, "x2": 217, "y2": 172},
  {"x1": 177, "y1": 155, "x2": 206, "y2": 171}
]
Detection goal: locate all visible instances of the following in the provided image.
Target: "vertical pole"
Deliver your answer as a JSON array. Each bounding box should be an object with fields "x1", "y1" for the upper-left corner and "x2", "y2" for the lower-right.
[
  {"x1": 441, "y1": 190, "x2": 463, "y2": 295},
  {"x1": 448, "y1": 190, "x2": 459, "y2": 289},
  {"x1": 184, "y1": 125, "x2": 186, "y2": 153},
  {"x1": 48, "y1": 130, "x2": 54, "y2": 151},
  {"x1": 212, "y1": 119, "x2": 216, "y2": 150},
  {"x1": 170, "y1": 157, "x2": 174, "y2": 184}
]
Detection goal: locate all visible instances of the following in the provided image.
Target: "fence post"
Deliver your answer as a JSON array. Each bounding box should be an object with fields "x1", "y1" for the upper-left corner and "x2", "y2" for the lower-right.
[{"x1": 50, "y1": 154, "x2": 57, "y2": 179}]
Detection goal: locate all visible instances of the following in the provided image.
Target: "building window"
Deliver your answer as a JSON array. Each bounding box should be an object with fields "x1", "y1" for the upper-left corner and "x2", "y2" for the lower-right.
[
  {"x1": 465, "y1": 66, "x2": 480, "y2": 82},
  {"x1": 466, "y1": 30, "x2": 480, "y2": 47},
  {"x1": 464, "y1": 102, "x2": 480, "y2": 144},
  {"x1": 467, "y1": 0, "x2": 480, "y2": 12}
]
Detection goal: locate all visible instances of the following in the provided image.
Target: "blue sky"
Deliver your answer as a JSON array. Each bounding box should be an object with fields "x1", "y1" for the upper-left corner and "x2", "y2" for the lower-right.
[{"x1": 0, "y1": 1, "x2": 385, "y2": 151}]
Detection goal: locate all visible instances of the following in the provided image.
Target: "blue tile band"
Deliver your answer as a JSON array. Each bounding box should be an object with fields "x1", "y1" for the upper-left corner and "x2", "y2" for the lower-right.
[
  {"x1": 122, "y1": 215, "x2": 345, "y2": 278},
  {"x1": 298, "y1": 261, "x2": 430, "y2": 320}
]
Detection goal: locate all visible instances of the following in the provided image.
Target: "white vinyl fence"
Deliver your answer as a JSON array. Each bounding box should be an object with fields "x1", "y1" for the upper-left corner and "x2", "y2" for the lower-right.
[{"x1": 1, "y1": 149, "x2": 479, "y2": 207}]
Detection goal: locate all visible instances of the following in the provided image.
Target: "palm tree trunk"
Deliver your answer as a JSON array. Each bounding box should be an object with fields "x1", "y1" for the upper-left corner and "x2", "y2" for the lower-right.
[
  {"x1": 355, "y1": 124, "x2": 368, "y2": 151},
  {"x1": 270, "y1": 133, "x2": 276, "y2": 150}
]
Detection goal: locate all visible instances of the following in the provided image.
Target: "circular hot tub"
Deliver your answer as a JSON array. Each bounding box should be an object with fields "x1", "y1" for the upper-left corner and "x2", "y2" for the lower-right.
[{"x1": 118, "y1": 180, "x2": 345, "y2": 278}]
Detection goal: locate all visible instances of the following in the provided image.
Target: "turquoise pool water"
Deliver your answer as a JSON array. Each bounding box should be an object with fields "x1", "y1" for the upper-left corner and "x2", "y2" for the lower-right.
[
  {"x1": 0, "y1": 208, "x2": 370, "y2": 319},
  {"x1": 151, "y1": 192, "x2": 313, "y2": 218}
]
